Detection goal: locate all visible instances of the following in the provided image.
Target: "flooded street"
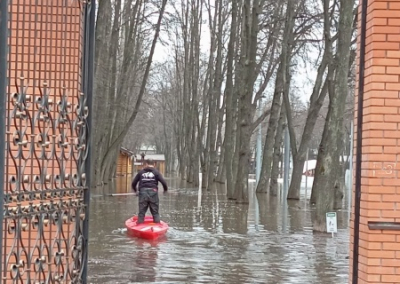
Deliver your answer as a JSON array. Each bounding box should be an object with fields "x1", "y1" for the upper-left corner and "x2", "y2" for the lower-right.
[{"x1": 88, "y1": 177, "x2": 350, "y2": 283}]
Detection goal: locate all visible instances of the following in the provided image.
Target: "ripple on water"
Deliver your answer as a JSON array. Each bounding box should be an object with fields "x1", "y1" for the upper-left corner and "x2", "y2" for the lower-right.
[{"x1": 88, "y1": 180, "x2": 350, "y2": 283}]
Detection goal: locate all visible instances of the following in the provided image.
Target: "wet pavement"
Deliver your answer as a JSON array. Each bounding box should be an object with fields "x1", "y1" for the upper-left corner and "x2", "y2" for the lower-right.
[{"x1": 88, "y1": 177, "x2": 350, "y2": 283}]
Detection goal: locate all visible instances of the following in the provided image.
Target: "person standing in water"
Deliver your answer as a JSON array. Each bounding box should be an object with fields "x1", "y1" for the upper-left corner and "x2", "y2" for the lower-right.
[{"x1": 131, "y1": 159, "x2": 168, "y2": 223}]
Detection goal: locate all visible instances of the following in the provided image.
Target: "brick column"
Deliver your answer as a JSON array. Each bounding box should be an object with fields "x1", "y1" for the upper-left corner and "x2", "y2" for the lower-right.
[{"x1": 350, "y1": 1, "x2": 400, "y2": 283}]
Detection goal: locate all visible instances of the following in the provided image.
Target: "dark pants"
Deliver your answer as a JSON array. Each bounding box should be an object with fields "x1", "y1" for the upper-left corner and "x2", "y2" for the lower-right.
[{"x1": 138, "y1": 188, "x2": 160, "y2": 223}]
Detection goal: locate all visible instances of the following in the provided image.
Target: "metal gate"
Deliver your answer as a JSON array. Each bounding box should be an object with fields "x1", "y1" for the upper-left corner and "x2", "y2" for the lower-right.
[{"x1": 0, "y1": 0, "x2": 95, "y2": 283}]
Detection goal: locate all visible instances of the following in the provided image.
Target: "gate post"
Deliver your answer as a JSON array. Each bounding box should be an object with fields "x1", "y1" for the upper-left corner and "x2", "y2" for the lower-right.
[
  {"x1": 81, "y1": 0, "x2": 96, "y2": 282},
  {"x1": 350, "y1": 1, "x2": 400, "y2": 283},
  {"x1": 0, "y1": 0, "x2": 8, "y2": 279}
]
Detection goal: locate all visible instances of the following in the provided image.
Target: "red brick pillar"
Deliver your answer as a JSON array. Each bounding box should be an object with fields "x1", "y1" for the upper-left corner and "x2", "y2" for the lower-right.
[{"x1": 350, "y1": 1, "x2": 400, "y2": 283}]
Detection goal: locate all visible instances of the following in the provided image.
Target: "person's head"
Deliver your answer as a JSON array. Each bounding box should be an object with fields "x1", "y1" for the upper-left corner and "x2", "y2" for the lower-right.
[{"x1": 144, "y1": 159, "x2": 155, "y2": 167}]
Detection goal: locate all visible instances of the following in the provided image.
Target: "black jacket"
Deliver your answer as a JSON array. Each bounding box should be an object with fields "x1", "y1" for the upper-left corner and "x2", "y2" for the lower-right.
[{"x1": 132, "y1": 167, "x2": 168, "y2": 192}]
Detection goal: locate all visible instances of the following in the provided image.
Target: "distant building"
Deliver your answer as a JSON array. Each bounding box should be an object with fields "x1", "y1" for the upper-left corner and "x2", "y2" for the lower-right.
[
  {"x1": 133, "y1": 153, "x2": 166, "y2": 176},
  {"x1": 137, "y1": 144, "x2": 157, "y2": 155},
  {"x1": 116, "y1": 147, "x2": 134, "y2": 176}
]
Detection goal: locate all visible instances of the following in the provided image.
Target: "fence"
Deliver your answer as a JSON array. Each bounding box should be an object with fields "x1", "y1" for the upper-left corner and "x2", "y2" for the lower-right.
[{"x1": 0, "y1": 0, "x2": 95, "y2": 282}]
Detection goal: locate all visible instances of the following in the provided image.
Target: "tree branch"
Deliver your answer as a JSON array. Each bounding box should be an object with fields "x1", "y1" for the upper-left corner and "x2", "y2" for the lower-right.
[
  {"x1": 100, "y1": 0, "x2": 168, "y2": 174},
  {"x1": 250, "y1": 107, "x2": 271, "y2": 133}
]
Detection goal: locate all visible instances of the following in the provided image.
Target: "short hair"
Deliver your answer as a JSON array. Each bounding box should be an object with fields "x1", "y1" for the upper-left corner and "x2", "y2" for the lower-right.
[{"x1": 145, "y1": 158, "x2": 154, "y2": 165}]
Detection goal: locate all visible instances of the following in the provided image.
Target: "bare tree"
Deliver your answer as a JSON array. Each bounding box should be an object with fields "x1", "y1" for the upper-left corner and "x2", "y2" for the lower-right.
[
  {"x1": 256, "y1": 0, "x2": 295, "y2": 194},
  {"x1": 93, "y1": 0, "x2": 168, "y2": 184},
  {"x1": 223, "y1": 0, "x2": 240, "y2": 198},
  {"x1": 311, "y1": 0, "x2": 356, "y2": 231},
  {"x1": 270, "y1": 105, "x2": 285, "y2": 195},
  {"x1": 287, "y1": 0, "x2": 334, "y2": 200}
]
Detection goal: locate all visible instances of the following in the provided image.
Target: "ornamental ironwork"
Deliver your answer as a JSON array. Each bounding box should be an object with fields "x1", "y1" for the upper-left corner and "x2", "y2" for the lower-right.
[{"x1": 0, "y1": 0, "x2": 95, "y2": 283}]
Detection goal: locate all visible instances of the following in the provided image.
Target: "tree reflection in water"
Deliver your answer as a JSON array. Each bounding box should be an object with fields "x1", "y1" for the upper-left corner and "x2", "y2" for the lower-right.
[{"x1": 88, "y1": 177, "x2": 349, "y2": 283}]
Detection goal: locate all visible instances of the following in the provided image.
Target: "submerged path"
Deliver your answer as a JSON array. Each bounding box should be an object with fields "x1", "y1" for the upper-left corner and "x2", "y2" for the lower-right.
[{"x1": 87, "y1": 177, "x2": 349, "y2": 283}]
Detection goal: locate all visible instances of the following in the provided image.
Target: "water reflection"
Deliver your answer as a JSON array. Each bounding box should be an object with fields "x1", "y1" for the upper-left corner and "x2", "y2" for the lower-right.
[
  {"x1": 130, "y1": 240, "x2": 159, "y2": 282},
  {"x1": 88, "y1": 177, "x2": 349, "y2": 283}
]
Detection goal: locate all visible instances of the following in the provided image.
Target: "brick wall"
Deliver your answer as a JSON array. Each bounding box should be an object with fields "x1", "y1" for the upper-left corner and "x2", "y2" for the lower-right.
[{"x1": 350, "y1": 1, "x2": 400, "y2": 283}]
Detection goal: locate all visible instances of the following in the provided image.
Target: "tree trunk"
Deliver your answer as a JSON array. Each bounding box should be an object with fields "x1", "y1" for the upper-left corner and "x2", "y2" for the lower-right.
[
  {"x1": 312, "y1": 0, "x2": 355, "y2": 232},
  {"x1": 215, "y1": 141, "x2": 226, "y2": 184},
  {"x1": 98, "y1": 0, "x2": 168, "y2": 182},
  {"x1": 256, "y1": 0, "x2": 295, "y2": 194},
  {"x1": 270, "y1": 105, "x2": 285, "y2": 196},
  {"x1": 256, "y1": 85, "x2": 282, "y2": 193},
  {"x1": 93, "y1": 0, "x2": 112, "y2": 185},
  {"x1": 287, "y1": 54, "x2": 331, "y2": 199},
  {"x1": 100, "y1": 0, "x2": 121, "y2": 182},
  {"x1": 224, "y1": 0, "x2": 238, "y2": 199},
  {"x1": 233, "y1": 0, "x2": 261, "y2": 204},
  {"x1": 207, "y1": 5, "x2": 224, "y2": 190}
]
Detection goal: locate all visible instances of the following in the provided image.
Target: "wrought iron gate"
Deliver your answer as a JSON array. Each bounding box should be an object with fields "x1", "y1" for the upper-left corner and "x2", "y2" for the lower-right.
[{"x1": 0, "y1": 0, "x2": 95, "y2": 283}]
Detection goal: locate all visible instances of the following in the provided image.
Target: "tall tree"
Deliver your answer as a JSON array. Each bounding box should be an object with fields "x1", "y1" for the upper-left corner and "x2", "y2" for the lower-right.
[
  {"x1": 287, "y1": 0, "x2": 334, "y2": 200},
  {"x1": 311, "y1": 0, "x2": 356, "y2": 231},
  {"x1": 92, "y1": 0, "x2": 168, "y2": 184},
  {"x1": 256, "y1": 0, "x2": 295, "y2": 194},
  {"x1": 269, "y1": 105, "x2": 285, "y2": 195},
  {"x1": 224, "y1": 0, "x2": 240, "y2": 199},
  {"x1": 234, "y1": 0, "x2": 278, "y2": 202},
  {"x1": 206, "y1": 0, "x2": 226, "y2": 190}
]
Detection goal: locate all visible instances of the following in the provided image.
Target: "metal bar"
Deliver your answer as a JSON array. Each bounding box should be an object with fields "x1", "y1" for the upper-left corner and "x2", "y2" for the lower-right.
[
  {"x1": 109, "y1": 193, "x2": 137, "y2": 196},
  {"x1": 305, "y1": 148, "x2": 308, "y2": 198},
  {"x1": 283, "y1": 125, "x2": 290, "y2": 199},
  {"x1": 368, "y1": 222, "x2": 400, "y2": 231},
  {"x1": 348, "y1": 120, "x2": 354, "y2": 215},
  {"x1": 282, "y1": 122, "x2": 289, "y2": 233},
  {"x1": 81, "y1": 0, "x2": 96, "y2": 282},
  {"x1": 353, "y1": 0, "x2": 369, "y2": 283},
  {"x1": 0, "y1": 0, "x2": 9, "y2": 278},
  {"x1": 256, "y1": 103, "x2": 262, "y2": 185}
]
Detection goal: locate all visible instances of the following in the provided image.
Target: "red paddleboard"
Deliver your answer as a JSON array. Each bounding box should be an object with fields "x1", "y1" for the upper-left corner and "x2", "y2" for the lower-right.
[{"x1": 125, "y1": 216, "x2": 169, "y2": 240}]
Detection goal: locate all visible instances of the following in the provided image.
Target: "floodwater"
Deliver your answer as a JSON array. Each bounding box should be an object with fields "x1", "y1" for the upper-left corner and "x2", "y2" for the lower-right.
[{"x1": 87, "y1": 176, "x2": 350, "y2": 284}]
